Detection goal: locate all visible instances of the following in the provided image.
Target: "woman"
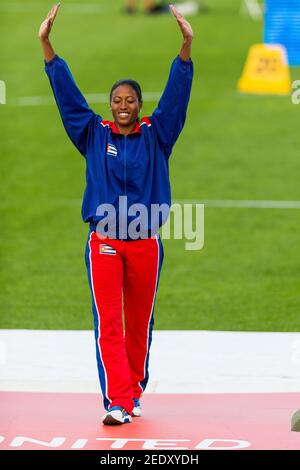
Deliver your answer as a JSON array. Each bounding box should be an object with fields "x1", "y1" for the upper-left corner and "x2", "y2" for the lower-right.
[{"x1": 39, "y1": 3, "x2": 193, "y2": 425}]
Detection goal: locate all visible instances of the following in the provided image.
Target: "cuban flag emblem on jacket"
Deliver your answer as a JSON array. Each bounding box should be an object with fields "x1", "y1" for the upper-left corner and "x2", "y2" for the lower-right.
[
  {"x1": 106, "y1": 143, "x2": 118, "y2": 157},
  {"x1": 100, "y1": 244, "x2": 116, "y2": 255}
]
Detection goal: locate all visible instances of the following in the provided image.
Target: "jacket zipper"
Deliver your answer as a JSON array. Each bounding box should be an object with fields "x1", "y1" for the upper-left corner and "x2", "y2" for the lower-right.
[{"x1": 124, "y1": 135, "x2": 127, "y2": 195}]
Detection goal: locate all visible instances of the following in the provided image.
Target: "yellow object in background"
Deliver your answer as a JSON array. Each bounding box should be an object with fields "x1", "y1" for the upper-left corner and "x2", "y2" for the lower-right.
[{"x1": 238, "y1": 44, "x2": 291, "y2": 95}]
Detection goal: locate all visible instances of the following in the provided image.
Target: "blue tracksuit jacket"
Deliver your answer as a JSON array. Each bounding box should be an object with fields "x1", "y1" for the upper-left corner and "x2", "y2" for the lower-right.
[{"x1": 45, "y1": 55, "x2": 193, "y2": 238}]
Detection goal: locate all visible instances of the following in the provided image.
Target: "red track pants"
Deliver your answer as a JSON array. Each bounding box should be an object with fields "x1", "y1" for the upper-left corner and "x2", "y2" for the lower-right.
[{"x1": 85, "y1": 230, "x2": 164, "y2": 414}]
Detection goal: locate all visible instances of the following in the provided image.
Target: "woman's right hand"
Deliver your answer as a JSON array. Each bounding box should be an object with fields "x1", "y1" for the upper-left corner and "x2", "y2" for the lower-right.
[{"x1": 39, "y1": 3, "x2": 60, "y2": 41}]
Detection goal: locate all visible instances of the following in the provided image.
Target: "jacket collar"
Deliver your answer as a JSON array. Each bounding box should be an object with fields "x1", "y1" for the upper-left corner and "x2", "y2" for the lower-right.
[{"x1": 101, "y1": 120, "x2": 141, "y2": 135}]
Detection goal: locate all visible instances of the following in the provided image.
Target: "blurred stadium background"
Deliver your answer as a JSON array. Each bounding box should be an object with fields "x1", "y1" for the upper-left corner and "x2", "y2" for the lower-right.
[{"x1": 1, "y1": 0, "x2": 300, "y2": 332}]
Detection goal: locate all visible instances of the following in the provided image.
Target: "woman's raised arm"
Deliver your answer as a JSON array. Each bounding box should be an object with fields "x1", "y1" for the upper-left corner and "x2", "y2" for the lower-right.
[
  {"x1": 39, "y1": 3, "x2": 60, "y2": 62},
  {"x1": 150, "y1": 6, "x2": 194, "y2": 158},
  {"x1": 39, "y1": 3, "x2": 98, "y2": 157},
  {"x1": 170, "y1": 4, "x2": 193, "y2": 61}
]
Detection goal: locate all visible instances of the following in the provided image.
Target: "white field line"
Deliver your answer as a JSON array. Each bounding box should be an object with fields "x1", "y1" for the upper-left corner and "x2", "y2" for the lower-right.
[
  {"x1": 49, "y1": 199, "x2": 300, "y2": 209},
  {"x1": 176, "y1": 199, "x2": 300, "y2": 209},
  {"x1": 0, "y1": 3, "x2": 105, "y2": 14},
  {"x1": 11, "y1": 92, "x2": 161, "y2": 106}
]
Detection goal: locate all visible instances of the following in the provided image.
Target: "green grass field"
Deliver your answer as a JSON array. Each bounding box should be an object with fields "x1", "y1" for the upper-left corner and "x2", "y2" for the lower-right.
[{"x1": 1, "y1": 0, "x2": 300, "y2": 331}]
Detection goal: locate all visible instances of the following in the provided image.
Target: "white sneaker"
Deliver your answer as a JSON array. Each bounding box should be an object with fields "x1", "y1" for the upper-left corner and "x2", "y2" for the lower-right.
[
  {"x1": 132, "y1": 398, "x2": 142, "y2": 417},
  {"x1": 102, "y1": 406, "x2": 132, "y2": 425}
]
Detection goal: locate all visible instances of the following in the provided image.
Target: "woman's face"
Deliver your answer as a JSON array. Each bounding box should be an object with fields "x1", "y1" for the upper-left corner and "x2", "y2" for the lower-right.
[{"x1": 110, "y1": 84, "x2": 142, "y2": 129}]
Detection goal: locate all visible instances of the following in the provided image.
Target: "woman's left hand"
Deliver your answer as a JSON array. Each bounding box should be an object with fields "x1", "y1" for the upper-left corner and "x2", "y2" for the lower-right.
[{"x1": 169, "y1": 4, "x2": 193, "y2": 43}]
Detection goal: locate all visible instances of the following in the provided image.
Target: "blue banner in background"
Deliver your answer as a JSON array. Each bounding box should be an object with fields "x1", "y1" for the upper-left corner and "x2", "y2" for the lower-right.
[{"x1": 264, "y1": 0, "x2": 300, "y2": 66}]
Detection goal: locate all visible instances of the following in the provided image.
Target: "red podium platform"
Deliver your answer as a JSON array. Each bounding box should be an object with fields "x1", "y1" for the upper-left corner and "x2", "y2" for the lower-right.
[{"x1": 1, "y1": 391, "x2": 300, "y2": 450}]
